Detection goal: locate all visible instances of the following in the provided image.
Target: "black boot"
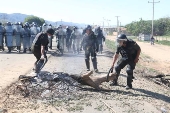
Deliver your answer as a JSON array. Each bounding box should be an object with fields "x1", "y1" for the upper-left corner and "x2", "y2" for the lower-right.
[
  {"x1": 92, "y1": 59, "x2": 98, "y2": 72},
  {"x1": 28, "y1": 48, "x2": 31, "y2": 52},
  {"x1": 126, "y1": 74, "x2": 133, "y2": 89},
  {"x1": 23, "y1": 48, "x2": 27, "y2": 53},
  {"x1": 85, "y1": 59, "x2": 90, "y2": 71},
  {"x1": 17, "y1": 46, "x2": 21, "y2": 53},
  {"x1": 7, "y1": 47, "x2": 11, "y2": 53}
]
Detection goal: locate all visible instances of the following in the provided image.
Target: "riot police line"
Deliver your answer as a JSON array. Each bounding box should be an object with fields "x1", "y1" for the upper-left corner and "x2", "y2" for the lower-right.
[{"x1": 0, "y1": 22, "x2": 105, "y2": 55}]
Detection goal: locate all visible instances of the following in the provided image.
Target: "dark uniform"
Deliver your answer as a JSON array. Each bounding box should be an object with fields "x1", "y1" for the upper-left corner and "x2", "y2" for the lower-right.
[
  {"x1": 112, "y1": 34, "x2": 141, "y2": 89},
  {"x1": 66, "y1": 26, "x2": 72, "y2": 51},
  {"x1": 81, "y1": 25, "x2": 98, "y2": 71},
  {"x1": 95, "y1": 27, "x2": 105, "y2": 53},
  {"x1": 0, "y1": 22, "x2": 5, "y2": 51}
]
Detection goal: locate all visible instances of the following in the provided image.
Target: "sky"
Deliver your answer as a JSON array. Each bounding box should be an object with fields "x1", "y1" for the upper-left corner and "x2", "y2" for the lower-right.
[{"x1": 0, "y1": 0, "x2": 169, "y2": 26}]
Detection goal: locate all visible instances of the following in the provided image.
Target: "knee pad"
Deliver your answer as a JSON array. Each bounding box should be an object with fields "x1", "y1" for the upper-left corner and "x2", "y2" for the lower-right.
[
  {"x1": 91, "y1": 57, "x2": 97, "y2": 62},
  {"x1": 126, "y1": 68, "x2": 133, "y2": 75}
]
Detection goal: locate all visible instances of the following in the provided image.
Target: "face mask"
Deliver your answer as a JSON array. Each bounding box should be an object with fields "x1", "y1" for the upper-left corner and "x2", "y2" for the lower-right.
[{"x1": 48, "y1": 35, "x2": 51, "y2": 38}]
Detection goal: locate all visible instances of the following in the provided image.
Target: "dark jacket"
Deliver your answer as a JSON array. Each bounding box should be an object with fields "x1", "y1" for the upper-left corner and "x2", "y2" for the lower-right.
[
  {"x1": 32, "y1": 32, "x2": 49, "y2": 53},
  {"x1": 66, "y1": 28, "x2": 72, "y2": 39},
  {"x1": 81, "y1": 31, "x2": 98, "y2": 52}
]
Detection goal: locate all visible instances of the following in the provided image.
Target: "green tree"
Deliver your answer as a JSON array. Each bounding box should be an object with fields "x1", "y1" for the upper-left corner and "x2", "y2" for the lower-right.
[{"x1": 24, "y1": 15, "x2": 45, "y2": 26}]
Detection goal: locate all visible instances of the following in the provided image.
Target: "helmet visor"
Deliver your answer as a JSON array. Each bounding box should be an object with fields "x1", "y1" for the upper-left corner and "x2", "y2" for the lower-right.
[{"x1": 116, "y1": 38, "x2": 127, "y2": 46}]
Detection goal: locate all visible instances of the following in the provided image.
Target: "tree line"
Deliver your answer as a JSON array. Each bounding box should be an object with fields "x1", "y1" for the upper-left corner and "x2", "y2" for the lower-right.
[
  {"x1": 24, "y1": 15, "x2": 45, "y2": 26},
  {"x1": 125, "y1": 17, "x2": 170, "y2": 36}
]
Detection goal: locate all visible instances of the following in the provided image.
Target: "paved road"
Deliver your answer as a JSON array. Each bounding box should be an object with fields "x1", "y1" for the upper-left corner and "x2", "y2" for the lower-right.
[{"x1": 0, "y1": 39, "x2": 57, "y2": 90}]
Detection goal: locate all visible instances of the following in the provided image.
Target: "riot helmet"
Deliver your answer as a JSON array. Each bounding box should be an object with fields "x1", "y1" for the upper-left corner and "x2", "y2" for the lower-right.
[
  {"x1": 86, "y1": 25, "x2": 92, "y2": 30},
  {"x1": 73, "y1": 26, "x2": 78, "y2": 31},
  {"x1": 24, "y1": 22, "x2": 29, "y2": 27},
  {"x1": 18, "y1": 22, "x2": 23, "y2": 28},
  {"x1": 43, "y1": 23, "x2": 47, "y2": 26},
  {"x1": 32, "y1": 22, "x2": 36, "y2": 25},
  {"x1": 85, "y1": 25, "x2": 92, "y2": 35},
  {"x1": 15, "y1": 22, "x2": 19, "y2": 25},
  {"x1": 116, "y1": 34, "x2": 128, "y2": 47},
  {"x1": 6, "y1": 22, "x2": 12, "y2": 26}
]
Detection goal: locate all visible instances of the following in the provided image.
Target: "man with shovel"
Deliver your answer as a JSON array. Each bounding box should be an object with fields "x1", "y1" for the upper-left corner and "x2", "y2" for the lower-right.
[{"x1": 31, "y1": 28, "x2": 55, "y2": 73}]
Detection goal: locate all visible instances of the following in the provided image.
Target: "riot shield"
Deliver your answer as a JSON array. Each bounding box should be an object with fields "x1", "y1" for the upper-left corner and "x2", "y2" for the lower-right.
[
  {"x1": 22, "y1": 28, "x2": 30, "y2": 49},
  {"x1": 0, "y1": 26, "x2": 4, "y2": 47},
  {"x1": 5, "y1": 25, "x2": 13, "y2": 47},
  {"x1": 30, "y1": 26, "x2": 39, "y2": 47},
  {"x1": 13, "y1": 24, "x2": 22, "y2": 46}
]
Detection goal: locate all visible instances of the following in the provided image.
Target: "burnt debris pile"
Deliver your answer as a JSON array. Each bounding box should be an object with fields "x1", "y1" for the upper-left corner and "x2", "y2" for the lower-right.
[{"x1": 16, "y1": 72, "x2": 84, "y2": 100}]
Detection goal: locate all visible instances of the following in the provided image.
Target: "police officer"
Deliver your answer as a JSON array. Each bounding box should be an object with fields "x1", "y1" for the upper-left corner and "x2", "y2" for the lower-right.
[
  {"x1": 65, "y1": 26, "x2": 72, "y2": 52},
  {"x1": 71, "y1": 26, "x2": 82, "y2": 54},
  {"x1": 81, "y1": 25, "x2": 98, "y2": 72},
  {"x1": 4, "y1": 22, "x2": 14, "y2": 53},
  {"x1": 13, "y1": 22, "x2": 23, "y2": 53},
  {"x1": 22, "y1": 22, "x2": 31, "y2": 53},
  {"x1": 56, "y1": 25, "x2": 65, "y2": 52},
  {"x1": 110, "y1": 34, "x2": 141, "y2": 89},
  {"x1": 0, "y1": 22, "x2": 5, "y2": 51},
  {"x1": 29, "y1": 23, "x2": 39, "y2": 52},
  {"x1": 31, "y1": 28, "x2": 54, "y2": 73},
  {"x1": 95, "y1": 26, "x2": 105, "y2": 54},
  {"x1": 48, "y1": 24, "x2": 53, "y2": 49}
]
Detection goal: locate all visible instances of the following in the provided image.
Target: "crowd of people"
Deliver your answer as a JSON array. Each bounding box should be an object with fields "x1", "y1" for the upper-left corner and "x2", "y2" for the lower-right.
[
  {"x1": 0, "y1": 21, "x2": 141, "y2": 89},
  {"x1": 0, "y1": 22, "x2": 105, "y2": 54}
]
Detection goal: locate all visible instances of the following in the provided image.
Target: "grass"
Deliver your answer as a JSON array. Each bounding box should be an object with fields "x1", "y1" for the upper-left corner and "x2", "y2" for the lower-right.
[
  {"x1": 128, "y1": 36, "x2": 137, "y2": 40},
  {"x1": 155, "y1": 40, "x2": 170, "y2": 46},
  {"x1": 105, "y1": 39, "x2": 117, "y2": 52},
  {"x1": 138, "y1": 40, "x2": 170, "y2": 46}
]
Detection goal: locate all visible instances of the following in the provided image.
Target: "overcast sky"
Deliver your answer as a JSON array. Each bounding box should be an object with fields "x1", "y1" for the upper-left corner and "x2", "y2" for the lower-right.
[{"x1": 0, "y1": 0, "x2": 169, "y2": 26}]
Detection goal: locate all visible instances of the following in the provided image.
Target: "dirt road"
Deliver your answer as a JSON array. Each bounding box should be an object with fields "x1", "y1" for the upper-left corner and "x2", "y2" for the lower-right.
[
  {"x1": 0, "y1": 47, "x2": 169, "y2": 113},
  {"x1": 0, "y1": 41, "x2": 56, "y2": 91},
  {"x1": 0, "y1": 36, "x2": 170, "y2": 113}
]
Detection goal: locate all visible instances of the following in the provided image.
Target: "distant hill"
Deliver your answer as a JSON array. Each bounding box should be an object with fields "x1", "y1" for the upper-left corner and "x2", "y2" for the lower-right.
[{"x1": 0, "y1": 13, "x2": 87, "y2": 28}]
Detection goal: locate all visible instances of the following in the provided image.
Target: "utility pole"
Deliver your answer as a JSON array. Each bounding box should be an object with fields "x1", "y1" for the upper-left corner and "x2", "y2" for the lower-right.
[
  {"x1": 115, "y1": 16, "x2": 120, "y2": 37},
  {"x1": 119, "y1": 22, "x2": 121, "y2": 33},
  {"x1": 61, "y1": 19, "x2": 62, "y2": 26},
  {"x1": 102, "y1": 17, "x2": 105, "y2": 33},
  {"x1": 148, "y1": 0, "x2": 160, "y2": 36}
]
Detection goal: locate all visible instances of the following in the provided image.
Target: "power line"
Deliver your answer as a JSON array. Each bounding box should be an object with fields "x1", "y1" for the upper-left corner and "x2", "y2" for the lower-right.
[{"x1": 148, "y1": 0, "x2": 160, "y2": 36}]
